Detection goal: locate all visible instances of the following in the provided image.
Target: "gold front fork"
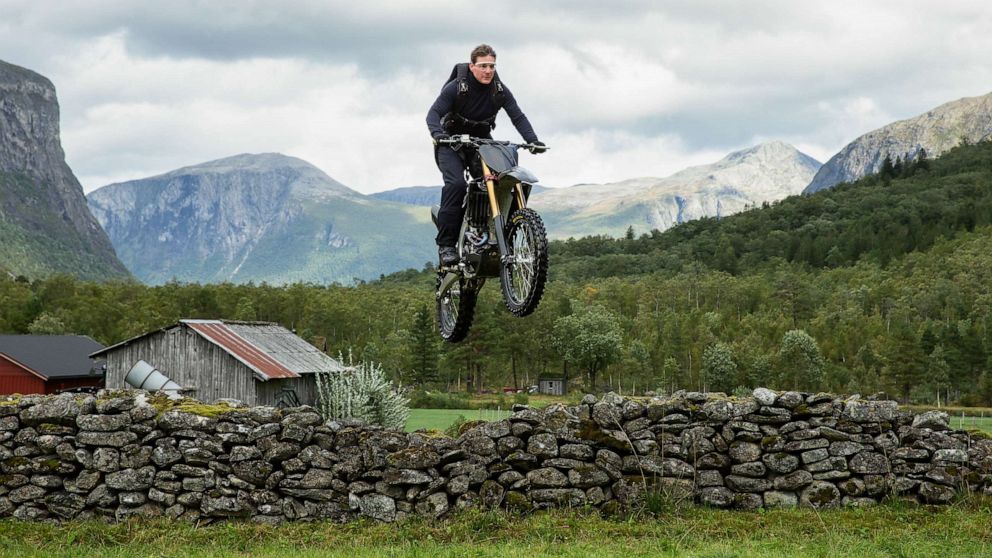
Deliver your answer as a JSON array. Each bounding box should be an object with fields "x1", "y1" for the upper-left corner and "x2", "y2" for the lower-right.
[
  {"x1": 480, "y1": 160, "x2": 527, "y2": 216},
  {"x1": 481, "y1": 160, "x2": 500, "y2": 216}
]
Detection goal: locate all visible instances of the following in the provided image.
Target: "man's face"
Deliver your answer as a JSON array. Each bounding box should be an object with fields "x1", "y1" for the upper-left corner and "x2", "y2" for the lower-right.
[{"x1": 470, "y1": 55, "x2": 496, "y2": 85}]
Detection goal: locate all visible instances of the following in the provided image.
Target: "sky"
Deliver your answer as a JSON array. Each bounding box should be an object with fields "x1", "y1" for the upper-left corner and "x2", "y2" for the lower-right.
[{"x1": 2, "y1": 0, "x2": 991, "y2": 194}]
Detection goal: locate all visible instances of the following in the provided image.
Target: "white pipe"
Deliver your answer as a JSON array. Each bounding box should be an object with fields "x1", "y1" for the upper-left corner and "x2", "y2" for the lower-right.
[{"x1": 125, "y1": 360, "x2": 182, "y2": 399}]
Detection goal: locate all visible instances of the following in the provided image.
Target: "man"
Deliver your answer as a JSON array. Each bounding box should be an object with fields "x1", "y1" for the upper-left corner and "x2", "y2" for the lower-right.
[{"x1": 426, "y1": 44, "x2": 545, "y2": 266}]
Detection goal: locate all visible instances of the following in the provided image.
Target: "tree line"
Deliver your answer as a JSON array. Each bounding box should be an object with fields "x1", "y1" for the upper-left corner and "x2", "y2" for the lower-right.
[{"x1": 2, "y1": 141, "x2": 992, "y2": 405}]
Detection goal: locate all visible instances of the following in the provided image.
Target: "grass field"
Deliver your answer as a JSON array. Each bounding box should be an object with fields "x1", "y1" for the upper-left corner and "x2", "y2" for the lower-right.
[
  {"x1": 948, "y1": 415, "x2": 992, "y2": 435},
  {"x1": 406, "y1": 408, "x2": 512, "y2": 432},
  {"x1": 1, "y1": 500, "x2": 990, "y2": 557}
]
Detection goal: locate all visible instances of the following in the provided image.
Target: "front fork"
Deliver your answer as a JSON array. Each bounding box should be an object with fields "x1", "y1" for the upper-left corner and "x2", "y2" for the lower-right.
[{"x1": 481, "y1": 160, "x2": 528, "y2": 264}]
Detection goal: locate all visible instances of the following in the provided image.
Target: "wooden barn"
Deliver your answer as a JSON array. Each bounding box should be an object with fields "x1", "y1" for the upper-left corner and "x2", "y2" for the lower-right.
[
  {"x1": 90, "y1": 319, "x2": 346, "y2": 407},
  {"x1": 0, "y1": 335, "x2": 106, "y2": 395}
]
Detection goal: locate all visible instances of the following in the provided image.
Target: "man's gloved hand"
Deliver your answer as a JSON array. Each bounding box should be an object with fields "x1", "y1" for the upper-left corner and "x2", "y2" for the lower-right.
[
  {"x1": 432, "y1": 133, "x2": 450, "y2": 145},
  {"x1": 528, "y1": 140, "x2": 547, "y2": 154}
]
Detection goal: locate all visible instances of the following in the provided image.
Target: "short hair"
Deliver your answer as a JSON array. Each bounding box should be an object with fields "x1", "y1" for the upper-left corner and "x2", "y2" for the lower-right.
[{"x1": 471, "y1": 44, "x2": 496, "y2": 63}]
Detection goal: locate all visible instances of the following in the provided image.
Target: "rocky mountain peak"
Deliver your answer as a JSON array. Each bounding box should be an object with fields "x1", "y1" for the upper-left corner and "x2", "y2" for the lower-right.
[
  {"x1": 151, "y1": 152, "x2": 359, "y2": 199},
  {"x1": 0, "y1": 59, "x2": 129, "y2": 280},
  {"x1": 804, "y1": 91, "x2": 992, "y2": 193}
]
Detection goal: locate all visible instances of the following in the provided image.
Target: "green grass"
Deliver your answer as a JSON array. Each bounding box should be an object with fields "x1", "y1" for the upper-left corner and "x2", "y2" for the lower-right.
[
  {"x1": 0, "y1": 501, "x2": 990, "y2": 557},
  {"x1": 951, "y1": 415, "x2": 992, "y2": 435},
  {"x1": 405, "y1": 408, "x2": 512, "y2": 432}
]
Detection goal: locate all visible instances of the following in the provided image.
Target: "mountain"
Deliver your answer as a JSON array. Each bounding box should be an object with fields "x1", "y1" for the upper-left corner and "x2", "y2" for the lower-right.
[
  {"x1": 529, "y1": 141, "x2": 821, "y2": 239},
  {"x1": 87, "y1": 153, "x2": 436, "y2": 285},
  {"x1": 550, "y1": 138, "x2": 992, "y2": 282},
  {"x1": 0, "y1": 59, "x2": 129, "y2": 280},
  {"x1": 370, "y1": 186, "x2": 441, "y2": 206},
  {"x1": 370, "y1": 184, "x2": 549, "y2": 206},
  {"x1": 804, "y1": 91, "x2": 992, "y2": 194}
]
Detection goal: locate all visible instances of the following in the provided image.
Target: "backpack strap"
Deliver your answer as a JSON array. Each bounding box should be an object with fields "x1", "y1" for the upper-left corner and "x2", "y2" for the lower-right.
[
  {"x1": 453, "y1": 63, "x2": 470, "y2": 115},
  {"x1": 492, "y1": 72, "x2": 505, "y2": 110}
]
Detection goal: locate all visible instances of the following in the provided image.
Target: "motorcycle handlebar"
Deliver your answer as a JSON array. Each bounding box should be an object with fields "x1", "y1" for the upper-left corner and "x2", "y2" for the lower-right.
[{"x1": 435, "y1": 135, "x2": 549, "y2": 151}]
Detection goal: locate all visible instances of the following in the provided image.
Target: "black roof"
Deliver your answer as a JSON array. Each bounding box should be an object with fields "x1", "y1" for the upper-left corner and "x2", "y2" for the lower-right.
[{"x1": 0, "y1": 335, "x2": 105, "y2": 379}]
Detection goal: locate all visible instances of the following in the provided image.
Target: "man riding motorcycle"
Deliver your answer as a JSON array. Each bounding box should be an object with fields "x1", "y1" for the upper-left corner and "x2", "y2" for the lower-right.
[{"x1": 426, "y1": 44, "x2": 546, "y2": 266}]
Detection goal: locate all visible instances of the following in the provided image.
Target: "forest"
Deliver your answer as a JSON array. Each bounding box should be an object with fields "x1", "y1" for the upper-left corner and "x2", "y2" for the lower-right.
[{"x1": 2, "y1": 140, "x2": 992, "y2": 405}]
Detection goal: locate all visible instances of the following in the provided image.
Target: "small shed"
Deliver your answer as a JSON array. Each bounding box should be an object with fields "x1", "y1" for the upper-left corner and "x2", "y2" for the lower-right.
[
  {"x1": 0, "y1": 335, "x2": 106, "y2": 395},
  {"x1": 90, "y1": 319, "x2": 346, "y2": 407},
  {"x1": 538, "y1": 376, "x2": 565, "y2": 396}
]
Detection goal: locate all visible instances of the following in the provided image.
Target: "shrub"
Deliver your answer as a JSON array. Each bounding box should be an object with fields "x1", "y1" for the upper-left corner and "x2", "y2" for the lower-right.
[
  {"x1": 444, "y1": 414, "x2": 469, "y2": 437},
  {"x1": 408, "y1": 390, "x2": 471, "y2": 409},
  {"x1": 314, "y1": 357, "x2": 409, "y2": 430}
]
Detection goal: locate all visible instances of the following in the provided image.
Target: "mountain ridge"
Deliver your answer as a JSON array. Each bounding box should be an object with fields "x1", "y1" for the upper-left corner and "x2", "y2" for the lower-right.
[
  {"x1": 530, "y1": 140, "x2": 821, "y2": 238},
  {"x1": 0, "y1": 58, "x2": 130, "y2": 281},
  {"x1": 804, "y1": 91, "x2": 992, "y2": 193},
  {"x1": 87, "y1": 153, "x2": 435, "y2": 285}
]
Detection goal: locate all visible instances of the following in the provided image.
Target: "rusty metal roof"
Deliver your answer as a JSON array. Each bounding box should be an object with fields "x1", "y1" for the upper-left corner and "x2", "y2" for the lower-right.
[
  {"x1": 90, "y1": 320, "x2": 345, "y2": 382},
  {"x1": 183, "y1": 320, "x2": 345, "y2": 381}
]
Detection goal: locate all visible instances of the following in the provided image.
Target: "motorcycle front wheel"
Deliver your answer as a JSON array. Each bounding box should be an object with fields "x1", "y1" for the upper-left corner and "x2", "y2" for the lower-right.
[
  {"x1": 437, "y1": 276, "x2": 481, "y2": 342},
  {"x1": 500, "y1": 208, "x2": 549, "y2": 317}
]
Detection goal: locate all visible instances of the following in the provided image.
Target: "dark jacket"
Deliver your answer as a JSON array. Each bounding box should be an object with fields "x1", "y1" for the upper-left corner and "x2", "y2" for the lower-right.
[{"x1": 426, "y1": 71, "x2": 538, "y2": 143}]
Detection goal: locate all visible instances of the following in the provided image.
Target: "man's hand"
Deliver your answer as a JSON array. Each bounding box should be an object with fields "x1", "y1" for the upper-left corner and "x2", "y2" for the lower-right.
[
  {"x1": 528, "y1": 140, "x2": 547, "y2": 154},
  {"x1": 432, "y1": 133, "x2": 450, "y2": 145}
]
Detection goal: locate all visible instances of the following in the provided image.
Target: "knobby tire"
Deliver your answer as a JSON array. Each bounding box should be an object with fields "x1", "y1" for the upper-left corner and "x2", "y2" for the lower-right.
[{"x1": 500, "y1": 208, "x2": 549, "y2": 317}]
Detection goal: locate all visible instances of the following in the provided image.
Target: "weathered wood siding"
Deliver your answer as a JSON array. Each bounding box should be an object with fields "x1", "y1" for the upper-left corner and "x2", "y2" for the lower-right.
[
  {"x1": 255, "y1": 375, "x2": 319, "y2": 408},
  {"x1": 105, "y1": 326, "x2": 258, "y2": 405}
]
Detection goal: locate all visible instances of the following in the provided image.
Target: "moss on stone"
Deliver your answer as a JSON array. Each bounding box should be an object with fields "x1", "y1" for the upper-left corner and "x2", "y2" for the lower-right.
[
  {"x1": 793, "y1": 404, "x2": 810, "y2": 416},
  {"x1": 40, "y1": 459, "x2": 61, "y2": 471},
  {"x1": 760, "y1": 435, "x2": 782, "y2": 449},
  {"x1": 457, "y1": 420, "x2": 486, "y2": 437},
  {"x1": 413, "y1": 429, "x2": 449, "y2": 439},
  {"x1": 504, "y1": 491, "x2": 531, "y2": 512},
  {"x1": 807, "y1": 485, "x2": 837, "y2": 506},
  {"x1": 172, "y1": 401, "x2": 239, "y2": 418},
  {"x1": 0, "y1": 395, "x2": 22, "y2": 406},
  {"x1": 966, "y1": 429, "x2": 992, "y2": 441},
  {"x1": 145, "y1": 393, "x2": 239, "y2": 418},
  {"x1": 3, "y1": 456, "x2": 29, "y2": 468}
]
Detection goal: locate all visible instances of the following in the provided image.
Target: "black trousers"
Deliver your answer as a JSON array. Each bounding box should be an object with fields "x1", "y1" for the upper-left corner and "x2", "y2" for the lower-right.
[{"x1": 434, "y1": 145, "x2": 471, "y2": 247}]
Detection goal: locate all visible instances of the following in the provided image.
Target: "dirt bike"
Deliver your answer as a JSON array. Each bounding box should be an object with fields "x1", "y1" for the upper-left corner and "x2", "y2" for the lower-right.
[{"x1": 431, "y1": 135, "x2": 550, "y2": 343}]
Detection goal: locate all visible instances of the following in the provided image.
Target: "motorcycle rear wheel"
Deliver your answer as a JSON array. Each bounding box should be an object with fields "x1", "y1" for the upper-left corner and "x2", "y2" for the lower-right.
[
  {"x1": 500, "y1": 208, "x2": 549, "y2": 317},
  {"x1": 437, "y1": 276, "x2": 481, "y2": 342}
]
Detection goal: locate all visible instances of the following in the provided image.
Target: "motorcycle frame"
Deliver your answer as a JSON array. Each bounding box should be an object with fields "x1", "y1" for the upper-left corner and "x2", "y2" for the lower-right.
[{"x1": 437, "y1": 154, "x2": 532, "y2": 299}]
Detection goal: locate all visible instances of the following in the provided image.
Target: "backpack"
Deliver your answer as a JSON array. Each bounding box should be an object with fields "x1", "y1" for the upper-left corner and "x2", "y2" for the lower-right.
[{"x1": 441, "y1": 63, "x2": 506, "y2": 135}]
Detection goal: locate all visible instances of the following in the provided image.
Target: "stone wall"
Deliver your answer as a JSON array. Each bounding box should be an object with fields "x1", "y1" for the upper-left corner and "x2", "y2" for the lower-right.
[{"x1": 1, "y1": 388, "x2": 990, "y2": 523}]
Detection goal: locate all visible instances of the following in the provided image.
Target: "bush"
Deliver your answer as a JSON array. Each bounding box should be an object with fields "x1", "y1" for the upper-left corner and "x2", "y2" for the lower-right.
[
  {"x1": 314, "y1": 357, "x2": 409, "y2": 429},
  {"x1": 444, "y1": 414, "x2": 469, "y2": 437},
  {"x1": 513, "y1": 392, "x2": 529, "y2": 406},
  {"x1": 408, "y1": 390, "x2": 471, "y2": 409}
]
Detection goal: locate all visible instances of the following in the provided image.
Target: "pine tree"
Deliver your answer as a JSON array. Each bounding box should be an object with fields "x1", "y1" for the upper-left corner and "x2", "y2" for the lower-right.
[
  {"x1": 408, "y1": 305, "x2": 438, "y2": 387},
  {"x1": 880, "y1": 154, "x2": 895, "y2": 179}
]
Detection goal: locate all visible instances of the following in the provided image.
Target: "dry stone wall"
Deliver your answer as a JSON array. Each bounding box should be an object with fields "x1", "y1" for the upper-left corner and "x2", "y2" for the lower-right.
[{"x1": 1, "y1": 388, "x2": 991, "y2": 523}]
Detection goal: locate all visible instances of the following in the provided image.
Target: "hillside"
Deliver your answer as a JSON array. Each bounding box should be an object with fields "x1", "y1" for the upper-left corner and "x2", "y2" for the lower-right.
[
  {"x1": 87, "y1": 153, "x2": 436, "y2": 285},
  {"x1": 805, "y1": 91, "x2": 992, "y2": 193},
  {"x1": 551, "y1": 139, "x2": 992, "y2": 281},
  {"x1": 0, "y1": 59, "x2": 130, "y2": 281}
]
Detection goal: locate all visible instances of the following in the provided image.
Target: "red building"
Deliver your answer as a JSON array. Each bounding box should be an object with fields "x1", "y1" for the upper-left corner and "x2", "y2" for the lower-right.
[{"x1": 0, "y1": 335, "x2": 105, "y2": 395}]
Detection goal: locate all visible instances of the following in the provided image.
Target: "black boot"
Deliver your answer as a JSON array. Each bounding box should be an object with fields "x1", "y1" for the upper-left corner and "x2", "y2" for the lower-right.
[{"x1": 438, "y1": 246, "x2": 459, "y2": 266}]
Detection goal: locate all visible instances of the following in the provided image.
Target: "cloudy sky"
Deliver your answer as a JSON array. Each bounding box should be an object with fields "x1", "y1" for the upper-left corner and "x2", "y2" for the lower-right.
[{"x1": 2, "y1": 0, "x2": 991, "y2": 194}]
